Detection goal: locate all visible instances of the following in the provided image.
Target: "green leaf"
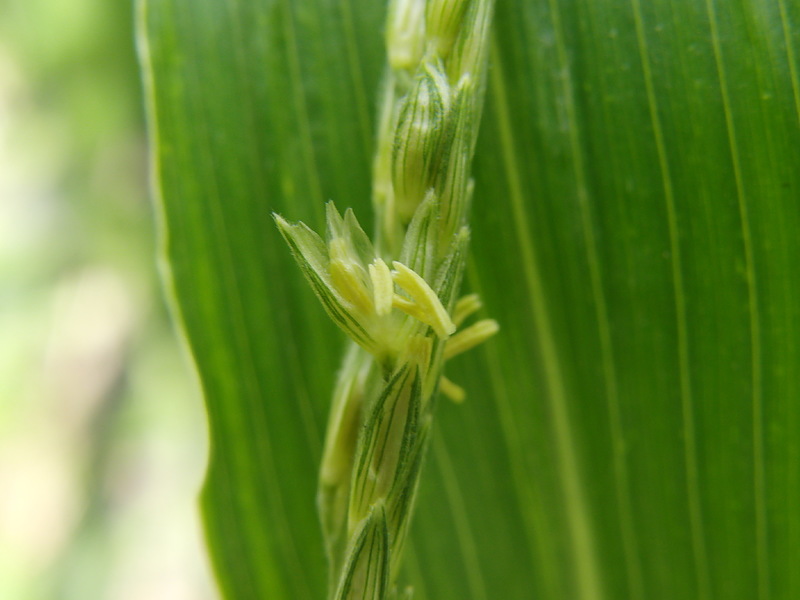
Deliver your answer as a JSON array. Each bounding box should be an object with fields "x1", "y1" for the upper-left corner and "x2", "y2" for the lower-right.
[{"x1": 139, "y1": 0, "x2": 800, "y2": 599}]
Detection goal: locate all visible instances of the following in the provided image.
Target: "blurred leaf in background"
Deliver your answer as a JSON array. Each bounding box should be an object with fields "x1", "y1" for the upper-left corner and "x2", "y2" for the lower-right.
[{"x1": 0, "y1": 0, "x2": 213, "y2": 598}]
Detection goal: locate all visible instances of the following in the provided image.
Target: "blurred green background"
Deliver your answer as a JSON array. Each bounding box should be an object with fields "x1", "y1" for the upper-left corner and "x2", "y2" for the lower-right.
[{"x1": 0, "y1": 0, "x2": 214, "y2": 597}]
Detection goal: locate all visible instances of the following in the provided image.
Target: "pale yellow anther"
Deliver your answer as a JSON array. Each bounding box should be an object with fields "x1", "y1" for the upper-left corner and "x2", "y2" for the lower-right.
[
  {"x1": 330, "y1": 259, "x2": 373, "y2": 314},
  {"x1": 439, "y1": 375, "x2": 465, "y2": 403},
  {"x1": 453, "y1": 293, "x2": 482, "y2": 327},
  {"x1": 444, "y1": 318, "x2": 499, "y2": 360},
  {"x1": 369, "y1": 258, "x2": 395, "y2": 316},
  {"x1": 391, "y1": 261, "x2": 456, "y2": 338},
  {"x1": 392, "y1": 294, "x2": 429, "y2": 323}
]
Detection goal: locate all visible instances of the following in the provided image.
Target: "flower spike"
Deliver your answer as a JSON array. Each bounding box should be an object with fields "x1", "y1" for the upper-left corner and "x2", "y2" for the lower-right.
[{"x1": 275, "y1": 0, "x2": 496, "y2": 595}]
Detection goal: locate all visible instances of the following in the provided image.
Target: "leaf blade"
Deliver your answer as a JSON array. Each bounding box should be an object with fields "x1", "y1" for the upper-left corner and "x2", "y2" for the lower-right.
[{"x1": 140, "y1": 0, "x2": 800, "y2": 598}]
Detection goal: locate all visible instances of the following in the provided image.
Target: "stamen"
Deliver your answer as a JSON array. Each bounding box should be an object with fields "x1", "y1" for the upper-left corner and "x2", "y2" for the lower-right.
[
  {"x1": 392, "y1": 294, "x2": 429, "y2": 324},
  {"x1": 444, "y1": 318, "x2": 499, "y2": 360},
  {"x1": 369, "y1": 258, "x2": 395, "y2": 316},
  {"x1": 330, "y1": 259, "x2": 373, "y2": 314},
  {"x1": 452, "y1": 293, "x2": 482, "y2": 327},
  {"x1": 391, "y1": 261, "x2": 456, "y2": 337},
  {"x1": 439, "y1": 375, "x2": 465, "y2": 403}
]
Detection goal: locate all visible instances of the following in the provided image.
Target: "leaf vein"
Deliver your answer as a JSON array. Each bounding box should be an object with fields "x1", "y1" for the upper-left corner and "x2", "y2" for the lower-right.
[
  {"x1": 705, "y1": 2, "x2": 769, "y2": 598},
  {"x1": 630, "y1": 2, "x2": 711, "y2": 597}
]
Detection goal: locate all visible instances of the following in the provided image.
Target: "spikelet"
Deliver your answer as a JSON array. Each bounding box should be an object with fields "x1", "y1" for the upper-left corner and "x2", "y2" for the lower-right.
[{"x1": 276, "y1": 1, "x2": 497, "y2": 597}]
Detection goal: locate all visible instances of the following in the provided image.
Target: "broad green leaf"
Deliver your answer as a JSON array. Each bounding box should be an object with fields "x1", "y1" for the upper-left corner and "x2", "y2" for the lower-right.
[{"x1": 139, "y1": 0, "x2": 800, "y2": 599}]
